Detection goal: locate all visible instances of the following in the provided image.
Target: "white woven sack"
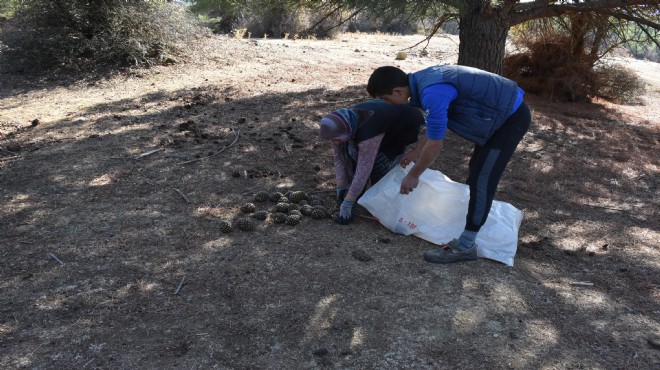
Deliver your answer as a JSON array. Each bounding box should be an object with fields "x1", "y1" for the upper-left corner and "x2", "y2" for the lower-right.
[{"x1": 357, "y1": 165, "x2": 523, "y2": 266}]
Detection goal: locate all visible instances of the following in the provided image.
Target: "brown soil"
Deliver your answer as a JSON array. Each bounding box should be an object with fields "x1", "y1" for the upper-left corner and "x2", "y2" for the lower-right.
[{"x1": 1, "y1": 33, "x2": 659, "y2": 369}]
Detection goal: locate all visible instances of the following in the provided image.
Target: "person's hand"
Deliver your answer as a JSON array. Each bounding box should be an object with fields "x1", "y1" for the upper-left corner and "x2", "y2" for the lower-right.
[
  {"x1": 399, "y1": 151, "x2": 417, "y2": 168},
  {"x1": 400, "y1": 173, "x2": 419, "y2": 195},
  {"x1": 335, "y1": 199, "x2": 355, "y2": 225}
]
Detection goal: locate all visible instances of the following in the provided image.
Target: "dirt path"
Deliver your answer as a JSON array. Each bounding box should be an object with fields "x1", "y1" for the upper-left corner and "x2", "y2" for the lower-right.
[{"x1": 1, "y1": 33, "x2": 659, "y2": 369}]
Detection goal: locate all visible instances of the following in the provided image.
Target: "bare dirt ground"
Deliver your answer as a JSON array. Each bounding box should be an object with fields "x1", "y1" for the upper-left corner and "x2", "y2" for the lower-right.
[{"x1": 1, "y1": 33, "x2": 659, "y2": 369}]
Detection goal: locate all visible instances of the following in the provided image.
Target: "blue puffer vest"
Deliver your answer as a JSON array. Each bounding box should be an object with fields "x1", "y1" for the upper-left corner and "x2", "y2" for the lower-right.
[{"x1": 409, "y1": 65, "x2": 520, "y2": 145}]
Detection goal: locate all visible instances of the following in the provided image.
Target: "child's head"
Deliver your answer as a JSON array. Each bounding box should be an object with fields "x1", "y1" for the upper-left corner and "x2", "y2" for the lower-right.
[{"x1": 367, "y1": 66, "x2": 410, "y2": 104}]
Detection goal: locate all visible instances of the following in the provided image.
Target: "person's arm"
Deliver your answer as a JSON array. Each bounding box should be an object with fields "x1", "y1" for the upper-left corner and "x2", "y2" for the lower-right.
[
  {"x1": 400, "y1": 127, "x2": 427, "y2": 168},
  {"x1": 400, "y1": 139, "x2": 443, "y2": 194},
  {"x1": 420, "y1": 83, "x2": 456, "y2": 140},
  {"x1": 335, "y1": 135, "x2": 383, "y2": 225},
  {"x1": 345, "y1": 135, "x2": 383, "y2": 200},
  {"x1": 407, "y1": 138, "x2": 443, "y2": 178},
  {"x1": 400, "y1": 84, "x2": 456, "y2": 194},
  {"x1": 331, "y1": 142, "x2": 349, "y2": 188}
]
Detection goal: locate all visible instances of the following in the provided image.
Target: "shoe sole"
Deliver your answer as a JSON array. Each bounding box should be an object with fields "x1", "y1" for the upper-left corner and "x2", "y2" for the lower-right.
[{"x1": 423, "y1": 252, "x2": 477, "y2": 264}]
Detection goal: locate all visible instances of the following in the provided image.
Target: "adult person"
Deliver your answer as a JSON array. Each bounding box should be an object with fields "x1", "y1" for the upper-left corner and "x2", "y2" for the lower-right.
[
  {"x1": 367, "y1": 65, "x2": 532, "y2": 264},
  {"x1": 319, "y1": 99, "x2": 425, "y2": 225}
]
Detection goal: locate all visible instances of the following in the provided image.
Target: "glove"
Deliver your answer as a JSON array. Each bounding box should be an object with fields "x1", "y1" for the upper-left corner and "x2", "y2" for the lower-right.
[
  {"x1": 335, "y1": 199, "x2": 355, "y2": 225},
  {"x1": 336, "y1": 186, "x2": 348, "y2": 207}
]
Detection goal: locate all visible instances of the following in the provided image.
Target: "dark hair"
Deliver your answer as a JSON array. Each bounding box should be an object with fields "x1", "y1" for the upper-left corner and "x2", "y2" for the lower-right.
[{"x1": 367, "y1": 66, "x2": 409, "y2": 97}]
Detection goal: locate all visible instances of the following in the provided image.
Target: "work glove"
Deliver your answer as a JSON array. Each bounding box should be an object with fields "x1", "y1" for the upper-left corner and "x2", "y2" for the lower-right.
[
  {"x1": 335, "y1": 186, "x2": 348, "y2": 207},
  {"x1": 335, "y1": 199, "x2": 355, "y2": 225}
]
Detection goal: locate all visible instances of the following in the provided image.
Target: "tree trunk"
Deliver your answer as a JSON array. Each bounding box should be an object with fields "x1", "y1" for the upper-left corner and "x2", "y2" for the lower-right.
[{"x1": 457, "y1": 2, "x2": 511, "y2": 75}]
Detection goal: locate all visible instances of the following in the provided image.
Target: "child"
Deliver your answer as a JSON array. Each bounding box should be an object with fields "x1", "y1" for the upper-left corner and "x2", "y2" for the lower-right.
[
  {"x1": 367, "y1": 65, "x2": 531, "y2": 264},
  {"x1": 320, "y1": 99, "x2": 425, "y2": 225}
]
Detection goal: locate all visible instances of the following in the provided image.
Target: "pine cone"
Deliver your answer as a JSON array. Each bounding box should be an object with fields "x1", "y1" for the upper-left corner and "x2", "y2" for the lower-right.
[
  {"x1": 235, "y1": 218, "x2": 255, "y2": 231},
  {"x1": 274, "y1": 202, "x2": 290, "y2": 213},
  {"x1": 240, "y1": 203, "x2": 256, "y2": 213},
  {"x1": 289, "y1": 190, "x2": 307, "y2": 203},
  {"x1": 286, "y1": 214, "x2": 302, "y2": 225},
  {"x1": 308, "y1": 195, "x2": 323, "y2": 207},
  {"x1": 253, "y1": 191, "x2": 269, "y2": 202},
  {"x1": 310, "y1": 206, "x2": 329, "y2": 219},
  {"x1": 252, "y1": 210, "x2": 268, "y2": 220},
  {"x1": 219, "y1": 220, "x2": 232, "y2": 233},
  {"x1": 288, "y1": 209, "x2": 303, "y2": 217},
  {"x1": 270, "y1": 212, "x2": 287, "y2": 224},
  {"x1": 269, "y1": 192, "x2": 283, "y2": 202},
  {"x1": 300, "y1": 204, "x2": 313, "y2": 216}
]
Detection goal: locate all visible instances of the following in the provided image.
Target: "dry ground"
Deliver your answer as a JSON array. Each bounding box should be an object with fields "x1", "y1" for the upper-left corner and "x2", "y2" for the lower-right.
[{"x1": 1, "y1": 33, "x2": 659, "y2": 369}]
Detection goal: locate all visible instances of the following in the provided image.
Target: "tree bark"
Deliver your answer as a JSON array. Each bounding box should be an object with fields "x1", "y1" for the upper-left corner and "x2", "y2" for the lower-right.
[{"x1": 457, "y1": 2, "x2": 512, "y2": 74}]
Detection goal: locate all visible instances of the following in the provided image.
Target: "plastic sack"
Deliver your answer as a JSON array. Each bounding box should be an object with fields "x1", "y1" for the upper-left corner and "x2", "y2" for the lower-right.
[{"x1": 357, "y1": 165, "x2": 523, "y2": 266}]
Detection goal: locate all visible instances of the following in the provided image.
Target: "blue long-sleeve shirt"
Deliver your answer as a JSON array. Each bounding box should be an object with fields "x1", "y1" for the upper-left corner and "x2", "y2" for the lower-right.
[{"x1": 421, "y1": 84, "x2": 525, "y2": 141}]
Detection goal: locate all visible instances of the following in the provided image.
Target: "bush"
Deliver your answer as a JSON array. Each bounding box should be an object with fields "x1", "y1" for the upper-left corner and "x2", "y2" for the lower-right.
[
  {"x1": 1, "y1": 0, "x2": 204, "y2": 73},
  {"x1": 504, "y1": 18, "x2": 647, "y2": 103},
  {"x1": 504, "y1": 35, "x2": 595, "y2": 102},
  {"x1": 237, "y1": 4, "x2": 309, "y2": 38},
  {"x1": 504, "y1": 38, "x2": 646, "y2": 103},
  {"x1": 200, "y1": 1, "x2": 345, "y2": 39},
  {"x1": 593, "y1": 63, "x2": 646, "y2": 104},
  {"x1": 346, "y1": 13, "x2": 418, "y2": 35},
  {"x1": 192, "y1": 1, "x2": 421, "y2": 39}
]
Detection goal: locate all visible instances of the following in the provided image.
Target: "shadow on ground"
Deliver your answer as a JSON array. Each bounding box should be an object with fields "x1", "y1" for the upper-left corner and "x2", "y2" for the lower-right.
[{"x1": 1, "y1": 83, "x2": 658, "y2": 368}]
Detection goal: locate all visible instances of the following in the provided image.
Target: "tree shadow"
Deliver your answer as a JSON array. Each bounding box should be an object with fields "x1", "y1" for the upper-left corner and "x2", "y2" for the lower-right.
[{"x1": 1, "y1": 84, "x2": 658, "y2": 368}]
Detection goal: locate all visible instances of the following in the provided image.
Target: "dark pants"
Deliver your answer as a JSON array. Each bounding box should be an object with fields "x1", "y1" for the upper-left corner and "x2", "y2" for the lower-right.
[{"x1": 465, "y1": 102, "x2": 531, "y2": 232}]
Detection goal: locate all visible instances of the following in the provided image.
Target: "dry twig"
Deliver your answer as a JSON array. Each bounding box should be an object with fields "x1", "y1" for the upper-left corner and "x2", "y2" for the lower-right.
[
  {"x1": 570, "y1": 281, "x2": 595, "y2": 287},
  {"x1": 133, "y1": 147, "x2": 164, "y2": 160},
  {"x1": 0, "y1": 155, "x2": 22, "y2": 162},
  {"x1": 48, "y1": 253, "x2": 64, "y2": 265},
  {"x1": 174, "y1": 188, "x2": 191, "y2": 203},
  {"x1": 174, "y1": 276, "x2": 186, "y2": 294}
]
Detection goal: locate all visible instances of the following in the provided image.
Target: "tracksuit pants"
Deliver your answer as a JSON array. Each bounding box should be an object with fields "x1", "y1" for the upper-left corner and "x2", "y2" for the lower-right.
[{"x1": 465, "y1": 101, "x2": 532, "y2": 232}]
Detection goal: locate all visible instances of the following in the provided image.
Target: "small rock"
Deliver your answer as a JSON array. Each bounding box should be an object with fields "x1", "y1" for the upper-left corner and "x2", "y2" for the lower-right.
[
  {"x1": 178, "y1": 120, "x2": 197, "y2": 132},
  {"x1": 351, "y1": 250, "x2": 372, "y2": 262},
  {"x1": 5, "y1": 142, "x2": 21, "y2": 152},
  {"x1": 312, "y1": 348, "x2": 328, "y2": 357},
  {"x1": 162, "y1": 57, "x2": 177, "y2": 65},
  {"x1": 31, "y1": 119, "x2": 40, "y2": 126},
  {"x1": 648, "y1": 338, "x2": 660, "y2": 351}
]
